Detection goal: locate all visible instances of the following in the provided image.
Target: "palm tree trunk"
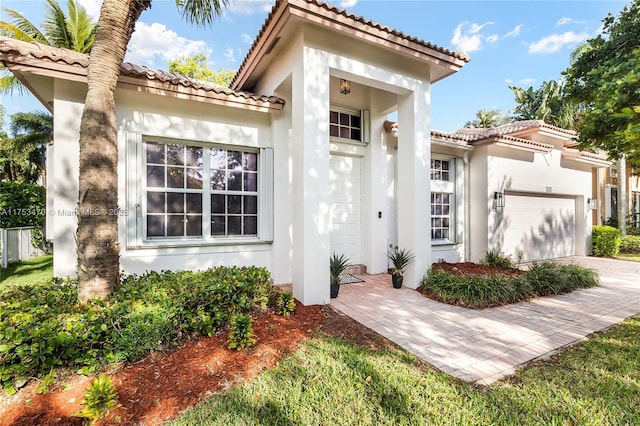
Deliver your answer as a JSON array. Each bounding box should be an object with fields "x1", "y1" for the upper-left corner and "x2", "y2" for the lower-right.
[{"x1": 76, "y1": 0, "x2": 150, "y2": 302}]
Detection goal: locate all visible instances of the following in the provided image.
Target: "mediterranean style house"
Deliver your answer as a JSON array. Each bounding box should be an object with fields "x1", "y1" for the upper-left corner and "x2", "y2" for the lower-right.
[{"x1": 0, "y1": 0, "x2": 608, "y2": 305}]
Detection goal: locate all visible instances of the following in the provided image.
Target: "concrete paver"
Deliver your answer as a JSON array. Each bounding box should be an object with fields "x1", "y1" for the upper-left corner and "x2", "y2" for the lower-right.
[{"x1": 331, "y1": 256, "x2": 640, "y2": 384}]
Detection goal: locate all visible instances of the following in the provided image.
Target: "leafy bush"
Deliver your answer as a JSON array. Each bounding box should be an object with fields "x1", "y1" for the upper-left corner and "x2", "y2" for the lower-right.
[
  {"x1": 627, "y1": 227, "x2": 640, "y2": 236},
  {"x1": 0, "y1": 266, "x2": 276, "y2": 393},
  {"x1": 592, "y1": 225, "x2": 621, "y2": 256},
  {"x1": 421, "y1": 262, "x2": 598, "y2": 309},
  {"x1": 0, "y1": 181, "x2": 45, "y2": 228},
  {"x1": 228, "y1": 314, "x2": 256, "y2": 350},
  {"x1": 620, "y1": 235, "x2": 640, "y2": 253},
  {"x1": 480, "y1": 248, "x2": 515, "y2": 269},
  {"x1": 277, "y1": 291, "x2": 296, "y2": 317},
  {"x1": 75, "y1": 374, "x2": 120, "y2": 424}
]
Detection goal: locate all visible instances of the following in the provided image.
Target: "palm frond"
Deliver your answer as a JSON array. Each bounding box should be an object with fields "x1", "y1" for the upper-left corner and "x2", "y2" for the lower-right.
[
  {"x1": 0, "y1": 69, "x2": 27, "y2": 97},
  {"x1": 175, "y1": 0, "x2": 230, "y2": 27},
  {"x1": 65, "y1": 0, "x2": 96, "y2": 53},
  {"x1": 42, "y1": 0, "x2": 73, "y2": 49},
  {"x1": 0, "y1": 7, "x2": 49, "y2": 44}
]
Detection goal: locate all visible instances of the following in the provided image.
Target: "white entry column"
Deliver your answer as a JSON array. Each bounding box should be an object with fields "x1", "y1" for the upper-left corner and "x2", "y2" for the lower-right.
[{"x1": 396, "y1": 86, "x2": 431, "y2": 288}]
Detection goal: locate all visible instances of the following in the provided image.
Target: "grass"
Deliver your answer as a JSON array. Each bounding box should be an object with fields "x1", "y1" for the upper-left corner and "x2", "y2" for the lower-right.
[
  {"x1": 0, "y1": 255, "x2": 53, "y2": 287},
  {"x1": 172, "y1": 317, "x2": 640, "y2": 425},
  {"x1": 616, "y1": 253, "x2": 640, "y2": 261}
]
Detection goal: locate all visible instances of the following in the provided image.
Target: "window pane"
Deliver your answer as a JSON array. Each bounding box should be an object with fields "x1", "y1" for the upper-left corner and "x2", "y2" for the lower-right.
[
  {"x1": 330, "y1": 111, "x2": 338, "y2": 124},
  {"x1": 211, "y1": 216, "x2": 225, "y2": 235},
  {"x1": 167, "y1": 167, "x2": 184, "y2": 188},
  {"x1": 340, "y1": 127, "x2": 350, "y2": 139},
  {"x1": 167, "y1": 193, "x2": 184, "y2": 213},
  {"x1": 186, "y1": 193, "x2": 202, "y2": 213},
  {"x1": 186, "y1": 215, "x2": 202, "y2": 236},
  {"x1": 228, "y1": 171, "x2": 242, "y2": 191},
  {"x1": 244, "y1": 172, "x2": 257, "y2": 192},
  {"x1": 146, "y1": 143, "x2": 165, "y2": 164},
  {"x1": 167, "y1": 216, "x2": 184, "y2": 236},
  {"x1": 186, "y1": 146, "x2": 202, "y2": 167},
  {"x1": 211, "y1": 170, "x2": 226, "y2": 190},
  {"x1": 443, "y1": 229, "x2": 449, "y2": 239},
  {"x1": 228, "y1": 151, "x2": 242, "y2": 170},
  {"x1": 243, "y1": 152, "x2": 257, "y2": 171},
  {"x1": 147, "y1": 216, "x2": 165, "y2": 237},
  {"x1": 147, "y1": 166, "x2": 165, "y2": 187},
  {"x1": 228, "y1": 216, "x2": 242, "y2": 235},
  {"x1": 351, "y1": 115, "x2": 360, "y2": 128},
  {"x1": 166, "y1": 144, "x2": 184, "y2": 165},
  {"x1": 351, "y1": 129, "x2": 361, "y2": 141},
  {"x1": 244, "y1": 216, "x2": 257, "y2": 235},
  {"x1": 339, "y1": 113, "x2": 349, "y2": 126},
  {"x1": 442, "y1": 161, "x2": 449, "y2": 170},
  {"x1": 330, "y1": 125, "x2": 339, "y2": 137},
  {"x1": 210, "y1": 148, "x2": 226, "y2": 170},
  {"x1": 147, "y1": 192, "x2": 165, "y2": 213},
  {"x1": 228, "y1": 195, "x2": 242, "y2": 214},
  {"x1": 211, "y1": 195, "x2": 225, "y2": 214},
  {"x1": 186, "y1": 168, "x2": 203, "y2": 189},
  {"x1": 244, "y1": 196, "x2": 257, "y2": 214}
]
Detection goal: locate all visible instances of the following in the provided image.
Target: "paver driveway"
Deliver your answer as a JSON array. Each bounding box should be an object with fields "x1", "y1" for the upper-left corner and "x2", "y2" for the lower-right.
[{"x1": 331, "y1": 257, "x2": 640, "y2": 384}]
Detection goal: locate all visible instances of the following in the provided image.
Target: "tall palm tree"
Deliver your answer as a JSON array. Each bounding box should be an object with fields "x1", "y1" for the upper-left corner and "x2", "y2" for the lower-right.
[
  {"x1": 0, "y1": 111, "x2": 52, "y2": 183},
  {"x1": 510, "y1": 80, "x2": 578, "y2": 130},
  {"x1": 464, "y1": 108, "x2": 511, "y2": 128},
  {"x1": 0, "y1": 0, "x2": 96, "y2": 95},
  {"x1": 76, "y1": 0, "x2": 229, "y2": 302}
]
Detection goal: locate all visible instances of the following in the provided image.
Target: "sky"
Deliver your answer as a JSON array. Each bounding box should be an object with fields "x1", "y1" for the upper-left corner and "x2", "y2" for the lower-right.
[{"x1": 0, "y1": 0, "x2": 630, "y2": 132}]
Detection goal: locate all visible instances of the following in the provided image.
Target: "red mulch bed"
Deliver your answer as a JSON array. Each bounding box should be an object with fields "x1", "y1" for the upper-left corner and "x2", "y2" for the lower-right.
[{"x1": 0, "y1": 302, "x2": 327, "y2": 426}]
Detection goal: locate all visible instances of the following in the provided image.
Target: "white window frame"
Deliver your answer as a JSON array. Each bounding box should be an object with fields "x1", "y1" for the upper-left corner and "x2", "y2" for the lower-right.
[
  {"x1": 329, "y1": 105, "x2": 369, "y2": 145},
  {"x1": 126, "y1": 134, "x2": 273, "y2": 248},
  {"x1": 430, "y1": 155, "x2": 457, "y2": 244}
]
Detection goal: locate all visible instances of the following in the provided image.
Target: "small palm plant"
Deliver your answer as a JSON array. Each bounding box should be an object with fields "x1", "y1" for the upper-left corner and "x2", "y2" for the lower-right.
[
  {"x1": 330, "y1": 253, "x2": 351, "y2": 298},
  {"x1": 387, "y1": 247, "x2": 415, "y2": 288}
]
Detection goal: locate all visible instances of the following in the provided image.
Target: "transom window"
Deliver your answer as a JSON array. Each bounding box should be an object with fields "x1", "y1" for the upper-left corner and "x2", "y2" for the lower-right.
[
  {"x1": 145, "y1": 141, "x2": 259, "y2": 239},
  {"x1": 330, "y1": 109, "x2": 361, "y2": 142},
  {"x1": 431, "y1": 192, "x2": 451, "y2": 240},
  {"x1": 431, "y1": 159, "x2": 450, "y2": 181}
]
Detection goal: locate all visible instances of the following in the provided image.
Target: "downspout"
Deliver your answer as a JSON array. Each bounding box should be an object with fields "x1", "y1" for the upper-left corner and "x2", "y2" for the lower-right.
[{"x1": 463, "y1": 151, "x2": 471, "y2": 262}]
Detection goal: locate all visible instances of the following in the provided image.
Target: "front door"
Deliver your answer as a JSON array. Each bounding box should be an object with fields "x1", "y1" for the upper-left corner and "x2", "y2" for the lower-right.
[{"x1": 329, "y1": 155, "x2": 363, "y2": 264}]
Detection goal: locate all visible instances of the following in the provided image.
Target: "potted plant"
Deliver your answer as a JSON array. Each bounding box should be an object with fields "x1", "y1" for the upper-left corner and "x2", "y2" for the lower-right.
[
  {"x1": 387, "y1": 247, "x2": 415, "y2": 289},
  {"x1": 330, "y1": 253, "x2": 351, "y2": 298}
]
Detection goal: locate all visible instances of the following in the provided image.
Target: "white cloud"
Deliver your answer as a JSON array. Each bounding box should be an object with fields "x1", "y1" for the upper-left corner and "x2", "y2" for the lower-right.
[
  {"x1": 78, "y1": 0, "x2": 101, "y2": 21},
  {"x1": 451, "y1": 21, "x2": 494, "y2": 52},
  {"x1": 241, "y1": 32, "x2": 253, "y2": 44},
  {"x1": 224, "y1": 48, "x2": 236, "y2": 63},
  {"x1": 556, "y1": 17, "x2": 587, "y2": 26},
  {"x1": 505, "y1": 24, "x2": 524, "y2": 38},
  {"x1": 340, "y1": 0, "x2": 358, "y2": 7},
  {"x1": 126, "y1": 22, "x2": 212, "y2": 68},
  {"x1": 487, "y1": 34, "x2": 499, "y2": 43},
  {"x1": 504, "y1": 78, "x2": 513, "y2": 84},
  {"x1": 528, "y1": 31, "x2": 589, "y2": 54},
  {"x1": 505, "y1": 77, "x2": 537, "y2": 86},
  {"x1": 227, "y1": 0, "x2": 275, "y2": 15}
]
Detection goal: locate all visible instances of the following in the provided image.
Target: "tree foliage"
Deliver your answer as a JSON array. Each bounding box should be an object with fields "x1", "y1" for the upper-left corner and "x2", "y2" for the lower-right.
[
  {"x1": 0, "y1": 111, "x2": 52, "y2": 183},
  {"x1": 464, "y1": 108, "x2": 511, "y2": 128},
  {"x1": 168, "y1": 53, "x2": 235, "y2": 86},
  {"x1": 510, "y1": 80, "x2": 578, "y2": 129},
  {"x1": 0, "y1": 0, "x2": 97, "y2": 95},
  {"x1": 563, "y1": 0, "x2": 640, "y2": 166}
]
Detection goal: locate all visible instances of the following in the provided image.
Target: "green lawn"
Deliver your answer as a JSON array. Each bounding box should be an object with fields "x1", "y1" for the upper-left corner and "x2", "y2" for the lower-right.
[
  {"x1": 616, "y1": 253, "x2": 640, "y2": 261},
  {"x1": 0, "y1": 255, "x2": 53, "y2": 287},
  {"x1": 172, "y1": 317, "x2": 640, "y2": 426}
]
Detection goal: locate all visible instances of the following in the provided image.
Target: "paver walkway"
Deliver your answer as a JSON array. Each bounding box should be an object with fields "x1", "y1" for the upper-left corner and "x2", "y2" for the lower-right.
[{"x1": 331, "y1": 257, "x2": 640, "y2": 384}]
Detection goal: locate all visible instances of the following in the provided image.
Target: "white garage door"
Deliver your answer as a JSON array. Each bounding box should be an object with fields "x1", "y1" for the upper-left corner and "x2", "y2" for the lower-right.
[
  {"x1": 502, "y1": 194, "x2": 576, "y2": 262},
  {"x1": 330, "y1": 155, "x2": 362, "y2": 264}
]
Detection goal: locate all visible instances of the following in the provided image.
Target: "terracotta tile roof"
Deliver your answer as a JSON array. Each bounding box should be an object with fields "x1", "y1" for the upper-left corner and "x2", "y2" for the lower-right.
[
  {"x1": 451, "y1": 120, "x2": 576, "y2": 142},
  {"x1": 0, "y1": 36, "x2": 285, "y2": 108},
  {"x1": 231, "y1": 0, "x2": 470, "y2": 89}
]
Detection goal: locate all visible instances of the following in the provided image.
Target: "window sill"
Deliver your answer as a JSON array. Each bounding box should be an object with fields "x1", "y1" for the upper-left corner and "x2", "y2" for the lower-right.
[
  {"x1": 130, "y1": 237, "x2": 272, "y2": 250},
  {"x1": 431, "y1": 240, "x2": 461, "y2": 247}
]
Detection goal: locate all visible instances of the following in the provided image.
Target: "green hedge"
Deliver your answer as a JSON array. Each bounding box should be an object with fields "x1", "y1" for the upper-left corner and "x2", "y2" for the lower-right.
[
  {"x1": 0, "y1": 266, "x2": 275, "y2": 394},
  {"x1": 420, "y1": 261, "x2": 599, "y2": 309},
  {"x1": 0, "y1": 181, "x2": 45, "y2": 228},
  {"x1": 620, "y1": 235, "x2": 640, "y2": 253},
  {"x1": 592, "y1": 225, "x2": 621, "y2": 256}
]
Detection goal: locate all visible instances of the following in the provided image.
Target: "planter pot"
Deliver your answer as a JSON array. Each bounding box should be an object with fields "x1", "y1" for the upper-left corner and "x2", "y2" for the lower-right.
[
  {"x1": 330, "y1": 277, "x2": 340, "y2": 298},
  {"x1": 391, "y1": 274, "x2": 403, "y2": 289}
]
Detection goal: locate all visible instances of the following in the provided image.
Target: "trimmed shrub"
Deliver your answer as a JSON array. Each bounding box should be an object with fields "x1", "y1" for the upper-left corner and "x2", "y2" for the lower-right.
[
  {"x1": 592, "y1": 225, "x2": 621, "y2": 256},
  {"x1": 480, "y1": 248, "x2": 515, "y2": 269},
  {"x1": 526, "y1": 261, "x2": 599, "y2": 295},
  {"x1": 0, "y1": 266, "x2": 276, "y2": 393},
  {"x1": 620, "y1": 235, "x2": 640, "y2": 253},
  {"x1": 627, "y1": 227, "x2": 640, "y2": 236},
  {"x1": 228, "y1": 314, "x2": 256, "y2": 350}
]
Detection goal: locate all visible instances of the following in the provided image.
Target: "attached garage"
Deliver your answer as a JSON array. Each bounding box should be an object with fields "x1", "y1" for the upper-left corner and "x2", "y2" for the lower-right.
[
  {"x1": 501, "y1": 192, "x2": 576, "y2": 262},
  {"x1": 329, "y1": 155, "x2": 363, "y2": 264}
]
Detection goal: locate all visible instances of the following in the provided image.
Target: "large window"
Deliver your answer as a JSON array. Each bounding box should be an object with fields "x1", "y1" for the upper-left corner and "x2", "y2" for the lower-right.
[
  {"x1": 145, "y1": 141, "x2": 260, "y2": 240},
  {"x1": 430, "y1": 158, "x2": 455, "y2": 242}
]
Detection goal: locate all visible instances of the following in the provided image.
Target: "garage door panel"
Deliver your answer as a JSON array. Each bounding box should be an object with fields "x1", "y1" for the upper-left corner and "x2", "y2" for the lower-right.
[{"x1": 502, "y1": 195, "x2": 575, "y2": 262}]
